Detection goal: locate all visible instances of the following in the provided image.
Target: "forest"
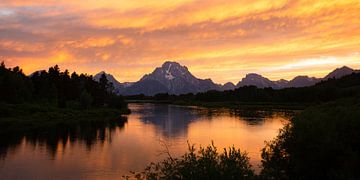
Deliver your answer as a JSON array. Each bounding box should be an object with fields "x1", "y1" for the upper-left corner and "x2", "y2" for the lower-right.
[{"x1": 0, "y1": 62, "x2": 129, "y2": 135}]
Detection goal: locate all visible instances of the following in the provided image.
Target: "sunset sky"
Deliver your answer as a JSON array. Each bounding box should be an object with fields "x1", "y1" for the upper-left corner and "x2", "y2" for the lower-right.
[{"x1": 1, "y1": 0, "x2": 360, "y2": 84}]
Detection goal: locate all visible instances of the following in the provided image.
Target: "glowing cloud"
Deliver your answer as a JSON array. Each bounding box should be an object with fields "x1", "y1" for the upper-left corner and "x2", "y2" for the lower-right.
[{"x1": 0, "y1": 0, "x2": 360, "y2": 83}]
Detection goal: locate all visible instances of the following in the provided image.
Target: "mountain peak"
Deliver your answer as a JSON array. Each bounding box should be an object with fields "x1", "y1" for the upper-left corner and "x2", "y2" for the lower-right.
[
  {"x1": 93, "y1": 71, "x2": 122, "y2": 89},
  {"x1": 222, "y1": 82, "x2": 236, "y2": 90},
  {"x1": 286, "y1": 75, "x2": 320, "y2": 88},
  {"x1": 162, "y1": 61, "x2": 182, "y2": 68},
  {"x1": 245, "y1": 73, "x2": 263, "y2": 77},
  {"x1": 237, "y1": 73, "x2": 278, "y2": 89},
  {"x1": 324, "y1": 66, "x2": 355, "y2": 79},
  {"x1": 127, "y1": 61, "x2": 219, "y2": 95},
  {"x1": 339, "y1": 66, "x2": 352, "y2": 70},
  {"x1": 144, "y1": 61, "x2": 194, "y2": 82}
]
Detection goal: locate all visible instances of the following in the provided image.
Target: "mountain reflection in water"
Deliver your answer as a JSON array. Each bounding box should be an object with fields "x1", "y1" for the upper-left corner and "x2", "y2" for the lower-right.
[{"x1": 0, "y1": 103, "x2": 293, "y2": 179}]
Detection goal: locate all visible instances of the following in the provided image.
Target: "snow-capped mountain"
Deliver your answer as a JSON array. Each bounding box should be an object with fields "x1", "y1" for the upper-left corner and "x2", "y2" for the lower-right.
[
  {"x1": 123, "y1": 61, "x2": 221, "y2": 95},
  {"x1": 92, "y1": 64, "x2": 358, "y2": 96}
]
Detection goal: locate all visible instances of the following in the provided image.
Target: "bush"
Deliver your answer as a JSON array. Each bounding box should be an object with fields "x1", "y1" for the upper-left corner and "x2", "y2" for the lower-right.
[
  {"x1": 261, "y1": 97, "x2": 360, "y2": 179},
  {"x1": 132, "y1": 143, "x2": 254, "y2": 180}
]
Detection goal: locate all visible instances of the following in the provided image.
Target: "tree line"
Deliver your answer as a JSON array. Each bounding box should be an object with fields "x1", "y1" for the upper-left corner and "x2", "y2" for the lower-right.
[{"x1": 0, "y1": 62, "x2": 126, "y2": 109}]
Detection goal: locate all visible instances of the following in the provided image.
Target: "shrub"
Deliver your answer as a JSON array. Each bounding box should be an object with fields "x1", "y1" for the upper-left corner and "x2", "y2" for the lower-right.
[
  {"x1": 261, "y1": 97, "x2": 360, "y2": 179},
  {"x1": 132, "y1": 142, "x2": 254, "y2": 180}
]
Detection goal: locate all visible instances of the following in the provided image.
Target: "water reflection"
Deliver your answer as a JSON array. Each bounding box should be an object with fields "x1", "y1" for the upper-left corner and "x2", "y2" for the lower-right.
[
  {"x1": 133, "y1": 104, "x2": 196, "y2": 137},
  {"x1": 0, "y1": 103, "x2": 293, "y2": 179},
  {"x1": 133, "y1": 103, "x2": 294, "y2": 135},
  {"x1": 0, "y1": 116, "x2": 127, "y2": 161}
]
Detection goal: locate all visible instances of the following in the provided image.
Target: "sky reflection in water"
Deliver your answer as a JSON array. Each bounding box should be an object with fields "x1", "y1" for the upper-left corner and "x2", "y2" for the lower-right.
[{"x1": 0, "y1": 103, "x2": 292, "y2": 179}]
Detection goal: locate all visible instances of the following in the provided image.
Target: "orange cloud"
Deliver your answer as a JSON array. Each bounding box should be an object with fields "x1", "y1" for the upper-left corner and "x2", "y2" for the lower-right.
[{"x1": 0, "y1": 0, "x2": 360, "y2": 83}]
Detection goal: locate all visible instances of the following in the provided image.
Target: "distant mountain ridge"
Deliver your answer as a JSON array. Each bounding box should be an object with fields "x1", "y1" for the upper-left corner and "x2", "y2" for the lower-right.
[
  {"x1": 236, "y1": 73, "x2": 278, "y2": 89},
  {"x1": 324, "y1": 66, "x2": 357, "y2": 79},
  {"x1": 92, "y1": 63, "x2": 358, "y2": 95},
  {"x1": 233, "y1": 66, "x2": 357, "y2": 90}
]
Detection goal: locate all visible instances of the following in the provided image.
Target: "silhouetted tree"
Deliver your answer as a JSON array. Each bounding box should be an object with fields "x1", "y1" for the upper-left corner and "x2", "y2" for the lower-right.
[{"x1": 0, "y1": 62, "x2": 127, "y2": 110}]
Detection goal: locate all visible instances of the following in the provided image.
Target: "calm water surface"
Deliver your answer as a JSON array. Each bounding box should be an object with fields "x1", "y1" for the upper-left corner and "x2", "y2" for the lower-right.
[{"x1": 0, "y1": 103, "x2": 293, "y2": 179}]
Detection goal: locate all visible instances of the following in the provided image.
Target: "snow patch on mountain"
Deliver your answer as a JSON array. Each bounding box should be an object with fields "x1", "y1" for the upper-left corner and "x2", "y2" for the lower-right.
[
  {"x1": 165, "y1": 63, "x2": 175, "y2": 80},
  {"x1": 122, "y1": 61, "x2": 220, "y2": 95}
]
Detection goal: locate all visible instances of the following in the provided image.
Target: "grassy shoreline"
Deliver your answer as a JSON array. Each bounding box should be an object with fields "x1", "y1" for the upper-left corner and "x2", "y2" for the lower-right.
[{"x1": 0, "y1": 103, "x2": 130, "y2": 135}]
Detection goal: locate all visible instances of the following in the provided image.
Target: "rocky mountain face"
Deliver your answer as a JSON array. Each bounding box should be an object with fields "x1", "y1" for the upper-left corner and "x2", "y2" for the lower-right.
[
  {"x1": 222, "y1": 82, "x2": 236, "y2": 91},
  {"x1": 93, "y1": 71, "x2": 123, "y2": 89},
  {"x1": 235, "y1": 66, "x2": 357, "y2": 89},
  {"x1": 324, "y1": 66, "x2": 357, "y2": 79},
  {"x1": 274, "y1": 79, "x2": 289, "y2": 88},
  {"x1": 122, "y1": 61, "x2": 221, "y2": 96},
  {"x1": 236, "y1": 73, "x2": 279, "y2": 89},
  {"x1": 286, "y1": 76, "x2": 320, "y2": 88},
  {"x1": 235, "y1": 73, "x2": 321, "y2": 89},
  {"x1": 94, "y1": 63, "x2": 358, "y2": 96}
]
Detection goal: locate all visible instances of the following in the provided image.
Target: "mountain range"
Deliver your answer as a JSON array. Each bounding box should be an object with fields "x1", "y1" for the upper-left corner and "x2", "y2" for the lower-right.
[{"x1": 94, "y1": 61, "x2": 359, "y2": 96}]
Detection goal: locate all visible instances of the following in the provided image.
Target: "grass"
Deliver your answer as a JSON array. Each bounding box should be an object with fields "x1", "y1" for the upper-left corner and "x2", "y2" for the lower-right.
[{"x1": 0, "y1": 103, "x2": 130, "y2": 135}]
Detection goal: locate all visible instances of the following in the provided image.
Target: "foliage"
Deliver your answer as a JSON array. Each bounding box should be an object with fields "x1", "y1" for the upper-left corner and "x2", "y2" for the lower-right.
[
  {"x1": 0, "y1": 62, "x2": 33, "y2": 103},
  {"x1": 80, "y1": 90, "x2": 93, "y2": 109},
  {"x1": 0, "y1": 62, "x2": 127, "y2": 110},
  {"x1": 0, "y1": 62, "x2": 130, "y2": 136},
  {"x1": 131, "y1": 143, "x2": 254, "y2": 180},
  {"x1": 108, "y1": 94, "x2": 128, "y2": 109},
  {"x1": 261, "y1": 97, "x2": 360, "y2": 179},
  {"x1": 0, "y1": 103, "x2": 130, "y2": 135}
]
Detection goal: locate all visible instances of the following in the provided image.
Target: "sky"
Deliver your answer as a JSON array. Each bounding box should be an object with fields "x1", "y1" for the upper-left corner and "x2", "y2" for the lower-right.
[{"x1": 0, "y1": 0, "x2": 360, "y2": 84}]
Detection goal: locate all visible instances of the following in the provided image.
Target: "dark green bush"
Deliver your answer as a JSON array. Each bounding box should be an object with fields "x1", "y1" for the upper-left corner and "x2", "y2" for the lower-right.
[
  {"x1": 132, "y1": 143, "x2": 254, "y2": 180},
  {"x1": 261, "y1": 97, "x2": 360, "y2": 179}
]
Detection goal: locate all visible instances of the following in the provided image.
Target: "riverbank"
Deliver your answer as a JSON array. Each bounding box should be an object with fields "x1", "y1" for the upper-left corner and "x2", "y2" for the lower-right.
[
  {"x1": 126, "y1": 99, "x2": 309, "y2": 110},
  {"x1": 133, "y1": 96, "x2": 360, "y2": 179},
  {"x1": 0, "y1": 103, "x2": 130, "y2": 135},
  {"x1": 173, "y1": 100, "x2": 309, "y2": 110}
]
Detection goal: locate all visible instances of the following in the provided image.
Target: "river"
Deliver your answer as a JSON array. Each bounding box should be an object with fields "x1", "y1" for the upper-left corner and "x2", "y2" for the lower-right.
[{"x1": 0, "y1": 103, "x2": 293, "y2": 179}]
